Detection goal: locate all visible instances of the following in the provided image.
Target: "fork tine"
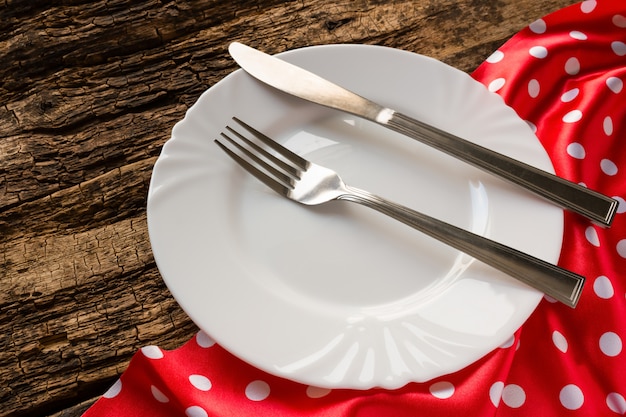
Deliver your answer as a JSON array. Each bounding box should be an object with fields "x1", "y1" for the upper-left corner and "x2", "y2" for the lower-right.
[
  {"x1": 214, "y1": 139, "x2": 292, "y2": 197},
  {"x1": 223, "y1": 127, "x2": 300, "y2": 179},
  {"x1": 233, "y1": 117, "x2": 309, "y2": 170},
  {"x1": 219, "y1": 129, "x2": 297, "y2": 187}
]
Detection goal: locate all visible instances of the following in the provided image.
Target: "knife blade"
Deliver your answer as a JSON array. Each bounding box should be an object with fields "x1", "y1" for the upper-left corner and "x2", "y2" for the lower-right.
[{"x1": 228, "y1": 42, "x2": 618, "y2": 227}]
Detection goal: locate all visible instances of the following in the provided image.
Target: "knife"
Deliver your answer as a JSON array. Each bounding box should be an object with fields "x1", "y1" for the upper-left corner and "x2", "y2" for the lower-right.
[{"x1": 228, "y1": 42, "x2": 618, "y2": 227}]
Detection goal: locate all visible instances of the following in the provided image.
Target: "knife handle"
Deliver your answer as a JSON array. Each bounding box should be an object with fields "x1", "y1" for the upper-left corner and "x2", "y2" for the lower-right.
[{"x1": 385, "y1": 111, "x2": 618, "y2": 227}]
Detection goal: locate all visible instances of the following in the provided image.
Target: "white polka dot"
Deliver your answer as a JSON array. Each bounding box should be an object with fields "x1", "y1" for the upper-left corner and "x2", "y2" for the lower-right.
[
  {"x1": 529, "y1": 46, "x2": 548, "y2": 58},
  {"x1": 151, "y1": 385, "x2": 169, "y2": 403},
  {"x1": 566, "y1": 142, "x2": 586, "y2": 159},
  {"x1": 500, "y1": 335, "x2": 515, "y2": 348},
  {"x1": 189, "y1": 374, "x2": 212, "y2": 391},
  {"x1": 552, "y1": 330, "x2": 568, "y2": 353},
  {"x1": 306, "y1": 386, "x2": 331, "y2": 398},
  {"x1": 615, "y1": 196, "x2": 626, "y2": 214},
  {"x1": 141, "y1": 345, "x2": 164, "y2": 359},
  {"x1": 196, "y1": 331, "x2": 216, "y2": 348},
  {"x1": 614, "y1": 14, "x2": 626, "y2": 28},
  {"x1": 600, "y1": 332, "x2": 623, "y2": 357},
  {"x1": 561, "y1": 88, "x2": 579, "y2": 102},
  {"x1": 604, "y1": 116, "x2": 614, "y2": 136},
  {"x1": 563, "y1": 110, "x2": 583, "y2": 123},
  {"x1": 581, "y1": 0, "x2": 597, "y2": 13},
  {"x1": 565, "y1": 57, "x2": 581, "y2": 75},
  {"x1": 594, "y1": 276, "x2": 615, "y2": 299},
  {"x1": 103, "y1": 379, "x2": 122, "y2": 399},
  {"x1": 488, "y1": 78, "x2": 506, "y2": 92},
  {"x1": 607, "y1": 392, "x2": 626, "y2": 414},
  {"x1": 607, "y1": 77, "x2": 624, "y2": 94},
  {"x1": 528, "y1": 79, "x2": 540, "y2": 98},
  {"x1": 486, "y1": 50, "x2": 504, "y2": 63},
  {"x1": 569, "y1": 31, "x2": 588, "y2": 41},
  {"x1": 490, "y1": 382, "x2": 505, "y2": 407},
  {"x1": 185, "y1": 406, "x2": 208, "y2": 417},
  {"x1": 245, "y1": 380, "x2": 270, "y2": 401},
  {"x1": 529, "y1": 19, "x2": 547, "y2": 34},
  {"x1": 429, "y1": 381, "x2": 455, "y2": 399},
  {"x1": 585, "y1": 226, "x2": 600, "y2": 247},
  {"x1": 618, "y1": 240, "x2": 626, "y2": 258},
  {"x1": 502, "y1": 384, "x2": 526, "y2": 408},
  {"x1": 601, "y1": 159, "x2": 618, "y2": 176},
  {"x1": 560, "y1": 384, "x2": 584, "y2": 410},
  {"x1": 612, "y1": 41, "x2": 626, "y2": 57}
]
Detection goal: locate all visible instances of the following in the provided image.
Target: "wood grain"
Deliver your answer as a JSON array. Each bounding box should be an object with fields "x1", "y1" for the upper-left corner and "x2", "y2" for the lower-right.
[{"x1": 0, "y1": 0, "x2": 576, "y2": 415}]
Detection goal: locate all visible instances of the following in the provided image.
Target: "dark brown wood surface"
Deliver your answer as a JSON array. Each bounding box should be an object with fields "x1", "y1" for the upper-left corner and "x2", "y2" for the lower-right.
[{"x1": 1, "y1": 1, "x2": 576, "y2": 416}]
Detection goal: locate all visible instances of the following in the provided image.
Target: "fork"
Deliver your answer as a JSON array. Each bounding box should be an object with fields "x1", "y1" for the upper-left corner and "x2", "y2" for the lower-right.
[{"x1": 214, "y1": 117, "x2": 585, "y2": 308}]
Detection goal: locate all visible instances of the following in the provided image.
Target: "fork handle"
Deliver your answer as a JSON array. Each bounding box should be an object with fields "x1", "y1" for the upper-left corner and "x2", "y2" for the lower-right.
[{"x1": 339, "y1": 186, "x2": 585, "y2": 308}]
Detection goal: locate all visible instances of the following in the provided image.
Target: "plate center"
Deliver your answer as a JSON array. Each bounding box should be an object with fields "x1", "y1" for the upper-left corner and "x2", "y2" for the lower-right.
[{"x1": 233, "y1": 115, "x2": 488, "y2": 308}]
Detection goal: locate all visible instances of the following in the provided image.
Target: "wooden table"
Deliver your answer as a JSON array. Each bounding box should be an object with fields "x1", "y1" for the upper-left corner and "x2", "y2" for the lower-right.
[{"x1": 1, "y1": 1, "x2": 576, "y2": 415}]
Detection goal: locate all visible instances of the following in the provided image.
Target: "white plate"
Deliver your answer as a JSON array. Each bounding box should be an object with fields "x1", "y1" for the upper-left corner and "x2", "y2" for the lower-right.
[{"x1": 147, "y1": 44, "x2": 563, "y2": 389}]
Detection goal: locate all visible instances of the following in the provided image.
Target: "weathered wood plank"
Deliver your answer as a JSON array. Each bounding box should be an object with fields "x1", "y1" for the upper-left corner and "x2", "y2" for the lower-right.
[{"x1": 0, "y1": 0, "x2": 576, "y2": 415}]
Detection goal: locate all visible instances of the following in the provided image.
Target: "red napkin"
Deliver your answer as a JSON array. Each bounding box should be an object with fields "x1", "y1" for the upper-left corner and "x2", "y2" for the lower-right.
[{"x1": 84, "y1": 1, "x2": 626, "y2": 416}]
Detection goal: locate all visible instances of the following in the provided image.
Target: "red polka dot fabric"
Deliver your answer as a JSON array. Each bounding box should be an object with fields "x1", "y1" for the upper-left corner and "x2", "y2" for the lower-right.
[{"x1": 83, "y1": 1, "x2": 626, "y2": 416}]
